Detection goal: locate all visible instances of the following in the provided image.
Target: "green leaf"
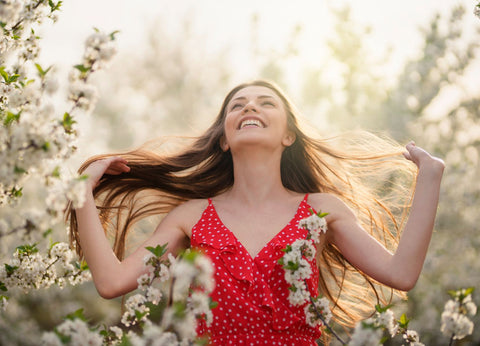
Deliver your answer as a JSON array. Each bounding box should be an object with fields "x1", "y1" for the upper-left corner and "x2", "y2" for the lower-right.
[
  {"x1": 51, "y1": 166, "x2": 61, "y2": 178},
  {"x1": 0, "y1": 67, "x2": 9, "y2": 83},
  {"x1": 16, "y1": 243, "x2": 39, "y2": 255},
  {"x1": 61, "y1": 112, "x2": 76, "y2": 134},
  {"x1": 80, "y1": 260, "x2": 89, "y2": 270},
  {"x1": 375, "y1": 304, "x2": 393, "y2": 313},
  {"x1": 109, "y1": 30, "x2": 120, "y2": 40},
  {"x1": 10, "y1": 186, "x2": 23, "y2": 198},
  {"x1": 43, "y1": 228, "x2": 53, "y2": 238},
  {"x1": 65, "y1": 308, "x2": 87, "y2": 321},
  {"x1": 398, "y1": 313, "x2": 410, "y2": 328},
  {"x1": 181, "y1": 249, "x2": 197, "y2": 263},
  {"x1": 134, "y1": 310, "x2": 148, "y2": 321},
  {"x1": 5, "y1": 264, "x2": 18, "y2": 276},
  {"x1": 209, "y1": 299, "x2": 218, "y2": 309},
  {"x1": 379, "y1": 336, "x2": 389, "y2": 344},
  {"x1": 0, "y1": 282, "x2": 8, "y2": 292},
  {"x1": 14, "y1": 166, "x2": 26, "y2": 174},
  {"x1": 35, "y1": 63, "x2": 52, "y2": 78},
  {"x1": 146, "y1": 244, "x2": 168, "y2": 258},
  {"x1": 4, "y1": 110, "x2": 21, "y2": 126},
  {"x1": 42, "y1": 141, "x2": 50, "y2": 151},
  {"x1": 73, "y1": 64, "x2": 90, "y2": 73},
  {"x1": 48, "y1": 0, "x2": 62, "y2": 12},
  {"x1": 78, "y1": 174, "x2": 89, "y2": 181}
]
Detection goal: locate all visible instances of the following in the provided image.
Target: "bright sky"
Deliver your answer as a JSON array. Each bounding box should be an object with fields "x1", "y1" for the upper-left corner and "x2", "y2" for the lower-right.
[{"x1": 41, "y1": 0, "x2": 477, "y2": 79}]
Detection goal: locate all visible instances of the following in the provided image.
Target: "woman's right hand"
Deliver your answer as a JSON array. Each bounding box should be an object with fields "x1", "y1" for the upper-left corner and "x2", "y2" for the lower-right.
[{"x1": 83, "y1": 157, "x2": 130, "y2": 190}]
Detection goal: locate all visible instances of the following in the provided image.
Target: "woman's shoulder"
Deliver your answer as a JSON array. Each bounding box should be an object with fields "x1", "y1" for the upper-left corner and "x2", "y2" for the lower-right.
[
  {"x1": 167, "y1": 199, "x2": 210, "y2": 237},
  {"x1": 307, "y1": 192, "x2": 356, "y2": 220}
]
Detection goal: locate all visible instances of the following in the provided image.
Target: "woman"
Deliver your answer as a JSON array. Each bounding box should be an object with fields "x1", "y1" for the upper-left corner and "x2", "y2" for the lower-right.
[{"x1": 69, "y1": 80, "x2": 444, "y2": 345}]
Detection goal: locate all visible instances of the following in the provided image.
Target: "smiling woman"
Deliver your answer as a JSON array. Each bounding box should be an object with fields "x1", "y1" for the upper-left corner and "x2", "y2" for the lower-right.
[{"x1": 67, "y1": 79, "x2": 444, "y2": 345}]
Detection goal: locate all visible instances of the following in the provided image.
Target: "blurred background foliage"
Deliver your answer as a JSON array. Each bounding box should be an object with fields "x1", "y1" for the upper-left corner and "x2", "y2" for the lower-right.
[{"x1": 1, "y1": 2, "x2": 479, "y2": 345}]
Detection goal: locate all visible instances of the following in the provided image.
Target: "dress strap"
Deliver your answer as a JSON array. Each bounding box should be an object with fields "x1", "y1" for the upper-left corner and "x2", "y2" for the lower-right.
[{"x1": 303, "y1": 193, "x2": 309, "y2": 203}]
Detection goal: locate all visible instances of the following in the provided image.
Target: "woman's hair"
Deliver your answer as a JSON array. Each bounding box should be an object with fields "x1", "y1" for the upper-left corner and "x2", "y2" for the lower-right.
[{"x1": 66, "y1": 79, "x2": 416, "y2": 331}]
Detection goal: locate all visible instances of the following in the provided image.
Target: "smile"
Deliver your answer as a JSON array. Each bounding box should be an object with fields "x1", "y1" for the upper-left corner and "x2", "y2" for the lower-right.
[{"x1": 239, "y1": 119, "x2": 264, "y2": 129}]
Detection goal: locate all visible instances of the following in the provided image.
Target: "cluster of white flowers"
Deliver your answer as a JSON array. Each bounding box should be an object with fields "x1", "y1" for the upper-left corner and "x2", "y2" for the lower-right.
[
  {"x1": 0, "y1": 1, "x2": 60, "y2": 64},
  {"x1": 112, "y1": 247, "x2": 215, "y2": 344},
  {"x1": 41, "y1": 318, "x2": 103, "y2": 346},
  {"x1": 1, "y1": 0, "x2": 117, "y2": 317},
  {"x1": 298, "y1": 212, "x2": 328, "y2": 243},
  {"x1": 121, "y1": 294, "x2": 150, "y2": 327},
  {"x1": 349, "y1": 307, "x2": 424, "y2": 346},
  {"x1": 440, "y1": 288, "x2": 477, "y2": 340},
  {"x1": 304, "y1": 296, "x2": 331, "y2": 328},
  {"x1": 1, "y1": 0, "x2": 117, "y2": 252},
  {"x1": 281, "y1": 239, "x2": 313, "y2": 306},
  {"x1": 166, "y1": 251, "x2": 215, "y2": 333},
  {"x1": 280, "y1": 212, "x2": 329, "y2": 313},
  {"x1": 83, "y1": 31, "x2": 118, "y2": 70},
  {"x1": 0, "y1": 242, "x2": 91, "y2": 294},
  {"x1": 349, "y1": 319, "x2": 384, "y2": 346}
]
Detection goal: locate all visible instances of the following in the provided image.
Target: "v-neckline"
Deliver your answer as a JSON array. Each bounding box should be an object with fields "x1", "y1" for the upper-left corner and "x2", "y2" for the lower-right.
[{"x1": 209, "y1": 194, "x2": 307, "y2": 260}]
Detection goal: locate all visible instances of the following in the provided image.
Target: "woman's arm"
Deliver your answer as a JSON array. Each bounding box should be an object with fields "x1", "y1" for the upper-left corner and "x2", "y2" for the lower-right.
[
  {"x1": 314, "y1": 142, "x2": 445, "y2": 291},
  {"x1": 75, "y1": 157, "x2": 189, "y2": 299}
]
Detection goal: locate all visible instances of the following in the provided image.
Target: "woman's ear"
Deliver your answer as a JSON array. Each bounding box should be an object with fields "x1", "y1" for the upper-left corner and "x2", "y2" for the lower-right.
[
  {"x1": 220, "y1": 136, "x2": 230, "y2": 152},
  {"x1": 282, "y1": 130, "x2": 296, "y2": 147}
]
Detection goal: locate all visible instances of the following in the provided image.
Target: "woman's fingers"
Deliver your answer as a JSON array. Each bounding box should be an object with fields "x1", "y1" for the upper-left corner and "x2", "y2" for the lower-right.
[
  {"x1": 104, "y1": 157, "x2": 130, "y2": 175},
  {"x1": 84, "y1": 157, "x2": 130, "y2": 189},
  {"x1": 403, "y1": 141, "x2": 445, "y2": 172}
]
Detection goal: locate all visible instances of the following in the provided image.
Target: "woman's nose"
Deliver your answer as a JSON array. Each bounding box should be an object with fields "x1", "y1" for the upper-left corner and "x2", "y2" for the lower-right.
[{"x1": 243, "y1": 101, "x2": 257, "y2": 113}]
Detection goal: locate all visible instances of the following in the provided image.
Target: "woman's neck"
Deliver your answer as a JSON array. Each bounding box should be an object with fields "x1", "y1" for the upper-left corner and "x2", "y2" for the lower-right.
[{"x1": 225, "y1": 147, "x2": 291, "y2": 205}]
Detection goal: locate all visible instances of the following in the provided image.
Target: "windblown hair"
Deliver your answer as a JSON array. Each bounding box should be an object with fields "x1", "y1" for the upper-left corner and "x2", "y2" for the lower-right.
[{"x1": 67, "y1": 80, "x2": 416, "y2": 333}]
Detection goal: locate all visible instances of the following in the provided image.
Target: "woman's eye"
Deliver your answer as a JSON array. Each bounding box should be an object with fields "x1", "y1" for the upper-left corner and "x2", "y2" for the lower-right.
[
  {"x1": 262, "y1": 101, "x2": 275, "y2": 107},
  {"x1": 231, "y1": 104, "x2": 243, "y2": 110}
]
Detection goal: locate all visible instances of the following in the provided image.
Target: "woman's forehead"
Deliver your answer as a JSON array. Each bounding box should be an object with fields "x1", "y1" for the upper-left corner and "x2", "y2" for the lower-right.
[{"x1": 230, "y1": 85, "x2": 280, "y2": 102}]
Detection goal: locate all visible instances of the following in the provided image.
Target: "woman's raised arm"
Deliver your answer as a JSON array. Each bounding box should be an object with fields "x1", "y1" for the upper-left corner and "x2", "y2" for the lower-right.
[
  {"x1": 314, "y1": 142, "x2": 445, "y2": 291},
  {"x1": 74, "y1": 157, "x2": 189, "y2": 299}
]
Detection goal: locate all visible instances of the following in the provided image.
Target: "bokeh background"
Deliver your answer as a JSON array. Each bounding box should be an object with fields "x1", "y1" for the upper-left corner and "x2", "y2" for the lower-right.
[{"x1": 2, "y1": 0, "x2": 480, "y2": 344}]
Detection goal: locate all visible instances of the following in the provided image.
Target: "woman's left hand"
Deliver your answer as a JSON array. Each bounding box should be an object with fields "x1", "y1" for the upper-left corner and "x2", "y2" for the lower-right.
[{"x1": 403, "y1": 141, "x2": 445, "y2": 173}]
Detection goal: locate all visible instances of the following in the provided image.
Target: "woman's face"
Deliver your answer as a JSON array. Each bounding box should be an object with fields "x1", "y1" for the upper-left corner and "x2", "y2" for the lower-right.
[{"x1": 221, "y1": 85, "x2": 295, "y2": 153}]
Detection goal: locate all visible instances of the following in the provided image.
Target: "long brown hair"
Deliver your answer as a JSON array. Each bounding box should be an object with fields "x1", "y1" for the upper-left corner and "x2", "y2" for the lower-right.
[{"x1": 67, "y1": 80, "x2": 416, "y2": 330}]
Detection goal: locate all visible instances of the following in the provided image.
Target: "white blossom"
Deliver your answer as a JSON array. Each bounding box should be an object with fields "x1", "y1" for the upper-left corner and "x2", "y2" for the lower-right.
[
  {"x1": 137, "y1": 272, "x2": 154, "y2": 291},
  {"x1": 83, "y1": 32, "x2": 117, "y2": 68},
  {"x1": 304, "y1": 296, "x2": 331, "y2": 327},
  {"x1": 55, "y1": 319, "x2": 103, "y2": 346},
  {"x1": 188, "y1": 290, "x2": 213, "y2": 326},
  {"x1": 287, "y1": 280, "x2": 309, "y2": 306},
  {"x1": 121, "y1": 294, "x2": 150, "y2": 327},
  {"x1": 349, "y1": 319, "x2": 383, "y2": 346},
  {"x1": 109, "y1": 326, "x2": 123, "y2": 340},
  {"x1": 441, "y1": 309, "x2": 474, "y2": 340},
  {"x1": 40, "y1": 332, "x2": 62, "y2": 346},
  {"x1": 377, "y1": 309, "x2": 397, "y2": 336},
  {"x1": 68, "y1": 81, "x2": 98, "y2": 113},
  {"x1": 403, "y1": 329, "x2": 424, "y2": 345},
  {"x1": 146, "y1": 286, "x2": 162, "y2": 305},
  {"x1": 298, "y1": 213, "x2": 328, "y2": 235},
  {"x1": 0, "y1": 296, "x2": 8, "y2": 311}
]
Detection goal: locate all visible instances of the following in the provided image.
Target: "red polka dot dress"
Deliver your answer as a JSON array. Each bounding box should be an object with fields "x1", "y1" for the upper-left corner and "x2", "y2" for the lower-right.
[{"x1": 191, "y1": 194, "x2": 322, "y2": 345}]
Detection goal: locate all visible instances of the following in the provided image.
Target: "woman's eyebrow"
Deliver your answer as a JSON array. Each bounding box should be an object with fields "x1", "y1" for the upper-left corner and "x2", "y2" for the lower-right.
[{"x1": 230, "y1": 95, "x2": 276, "y2": 102}]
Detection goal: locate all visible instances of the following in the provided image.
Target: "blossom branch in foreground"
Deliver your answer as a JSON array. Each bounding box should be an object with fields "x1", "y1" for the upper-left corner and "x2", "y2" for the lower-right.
[
  {"x1": 441, "y1": 287, "x2": 477, "y2": 345},
  {"x1": 41, "y1": 245, "x2": 216, "y2": 345}
]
